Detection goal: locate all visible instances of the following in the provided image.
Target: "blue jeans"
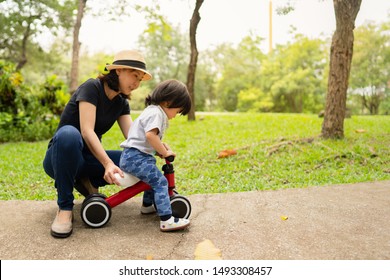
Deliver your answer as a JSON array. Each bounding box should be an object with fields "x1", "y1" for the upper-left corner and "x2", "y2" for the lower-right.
[
  {"x1": 119, "y1": 148, "x2": 172, "y2": 218},
  {"x1": 43, "y1": 125, "x2": 121, "y2": 210}
]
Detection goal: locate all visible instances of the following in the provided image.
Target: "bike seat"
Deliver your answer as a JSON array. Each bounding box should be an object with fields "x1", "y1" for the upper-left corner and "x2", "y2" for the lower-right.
[{"x1": 114, "y1": 172, "x2": 140, "y2": 187}]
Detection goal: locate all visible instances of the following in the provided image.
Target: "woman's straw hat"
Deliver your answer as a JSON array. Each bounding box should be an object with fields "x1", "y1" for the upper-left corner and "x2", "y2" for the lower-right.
[{"x1": 105, "y1": 50, "x2": 152, "y2": 81}]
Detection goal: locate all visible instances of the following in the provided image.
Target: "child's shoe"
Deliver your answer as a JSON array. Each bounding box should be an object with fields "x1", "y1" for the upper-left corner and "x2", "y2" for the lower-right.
[
  {"x1": 160, "y1": 217, "x2": 190, "y2": 232},
  {"x1": 140, "y1": 204, "x2": 156, "y2": 214}
]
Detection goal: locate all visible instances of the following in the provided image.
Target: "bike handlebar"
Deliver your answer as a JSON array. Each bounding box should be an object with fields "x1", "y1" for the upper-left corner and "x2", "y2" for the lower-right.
[{"x1": 165, "y1": 155, "x2": 175, "y2": 162}]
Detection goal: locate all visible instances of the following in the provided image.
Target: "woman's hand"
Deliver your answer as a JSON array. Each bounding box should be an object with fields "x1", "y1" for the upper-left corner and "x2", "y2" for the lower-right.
[{"x1": 104, "y1": 161, "x2": 123, "y2": 185}]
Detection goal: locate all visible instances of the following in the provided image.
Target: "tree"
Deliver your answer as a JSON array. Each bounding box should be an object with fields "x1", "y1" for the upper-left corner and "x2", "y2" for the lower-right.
[
  {"x1": 192, "y1": 58, "x2": 217, "y2": 111},
  {"x1": 259, "y1": 34, "x2": 328, "y2": 113},
  {"x1": 69, "y1": 0, "x2": 133, "y2": 93},
  {"x1": 349, "y1": 21, "x2": 390, "y2": 114},
  {"x1": 137, "y1": 4, "x2": 190, "y2": 88},
  {"x1": 206, "y1": 43, "x2": 242, "y2": 111},
  {"x1": 69, "y1": 0, "x2": 87, "y2": 93},
  {"x1": 186, "y1": 0, "x2": 204, "y2": 121},
  {"x1": 0, "y1": 0, "x2": 74, "y2": 70},
  {"x1": 321, "y1": 0, "x2": 362, "y2": 138},
  {"x1": 213, "y1": 35, "x2": 264, "y2": 112}
]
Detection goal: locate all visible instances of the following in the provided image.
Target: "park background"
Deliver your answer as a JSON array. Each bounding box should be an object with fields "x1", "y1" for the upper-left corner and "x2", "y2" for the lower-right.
[{"x1": 0, "y1": 0, "x2": 389, "y2": 200}]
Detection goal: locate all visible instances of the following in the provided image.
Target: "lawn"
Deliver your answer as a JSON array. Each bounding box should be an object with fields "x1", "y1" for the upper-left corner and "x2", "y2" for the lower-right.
[{"x1": 0, "y1": 112, "x2": 389, "y2": 200}]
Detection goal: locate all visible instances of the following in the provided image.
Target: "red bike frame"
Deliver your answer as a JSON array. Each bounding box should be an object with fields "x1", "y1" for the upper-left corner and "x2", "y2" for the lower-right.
[{"x1": 105, "y1": 158, "x2": 175, "y2": 208}]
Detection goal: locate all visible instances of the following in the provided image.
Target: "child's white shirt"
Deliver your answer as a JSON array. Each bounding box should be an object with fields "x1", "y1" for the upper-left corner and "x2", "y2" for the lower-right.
[{"x1": 120, "y1": 105, "x2": 168, "y2": 155}]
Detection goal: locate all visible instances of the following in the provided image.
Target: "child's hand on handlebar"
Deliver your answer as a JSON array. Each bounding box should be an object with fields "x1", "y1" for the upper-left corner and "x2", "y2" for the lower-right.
[
  {"x1": 164, "y1": 149, "x2": 176, "y2": 159},
  {"x1": 155, "y1": 142, "x2": 175, "y2": 159},
  {"x1": 163, "y1": 143, "x2": 176, "y2": 159}
]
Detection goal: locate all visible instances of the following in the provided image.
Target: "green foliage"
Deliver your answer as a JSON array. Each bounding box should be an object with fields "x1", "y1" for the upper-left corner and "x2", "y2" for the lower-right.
[
  {"x1": 1, "y1": 1, "x2": 388, "y2": 118},
  {"x1": 379, "y1": 97, "x2": 390, "y2": 115},
  {"x1": 214, "y1": 35, "x2": 265, "y2": 111},
  {"x1": 192, "y1": 61, "x2": 217, "y2": 111},
  {"x1": 237, "y1": 87, "x2": 273, "y2": 112},
  {"x1": 260, "y1": 34, "x2": 328, "y2": 113},
  {"x1": 39, "y1": 74, "x2": 70, "y2": 115},
  {"x1": 21, "y1": 38, "x2": 72, "y2": 85},
  {"x1": 137, "y1": 4, "x2": 189, "y2": 88},
  {"x1": 212, "y1": 32, "x2": 329, "y2": 113},
  {"x1": 1, "y1": 113, "x2": 389, "y2": 200},
  {"x1": 78, "y1": 52, "x2": 113, "y2": 83},
  {"x1": 129, "y1": 86, "x2": 150, "y2": 111},
  {"x1": 0, "y1": 60, "x2": 21, "y2": 114},
  {"x1": 0, "y1": 0, "x2": 75, "y2": 67},
  {"x1": 349, "y1": 21, "x2": 390, "y2": 114},
  {"x1": 0, "y1": 61, "x2": 68, "y2": 142}
]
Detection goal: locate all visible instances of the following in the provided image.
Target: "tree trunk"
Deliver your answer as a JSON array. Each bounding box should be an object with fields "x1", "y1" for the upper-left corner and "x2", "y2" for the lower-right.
[
  {"x1": 186, "y1": 0, "x2": 204, "y2": 121},
  {"x1": 321, "y1": 0, "x2": 362, "y2": 138},
  {"x1": 16, "y1": 19, "x2": 34, "y2": 70},
  {"x1": 70, "y1": 0, "x2": 87, "y2": 94}
]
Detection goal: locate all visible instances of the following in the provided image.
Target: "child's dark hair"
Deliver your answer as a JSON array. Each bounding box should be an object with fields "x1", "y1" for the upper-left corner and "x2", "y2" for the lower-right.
[{"x1": 145, "y1": 79, "x2": 192, "y2": 115}]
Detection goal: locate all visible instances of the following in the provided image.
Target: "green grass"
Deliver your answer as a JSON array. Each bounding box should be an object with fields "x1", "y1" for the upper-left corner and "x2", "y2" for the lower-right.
[{"x1": 0, "y1": 113, "x2": 389, "y2": 200}]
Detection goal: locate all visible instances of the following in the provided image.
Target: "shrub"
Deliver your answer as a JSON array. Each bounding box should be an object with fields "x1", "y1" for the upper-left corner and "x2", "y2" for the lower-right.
[{"x1": 0, "y1": 60, "x2": 68, "y2": 142}]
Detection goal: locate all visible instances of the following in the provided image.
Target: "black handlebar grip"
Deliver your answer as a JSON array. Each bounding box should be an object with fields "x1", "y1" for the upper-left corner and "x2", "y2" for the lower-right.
[{"x1": 165, "y1": 155, "x2": 175, "y2": 162}]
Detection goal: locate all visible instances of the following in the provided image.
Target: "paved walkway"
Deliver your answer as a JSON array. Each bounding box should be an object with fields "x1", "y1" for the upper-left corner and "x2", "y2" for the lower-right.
[{"x1": 0, "y1": 180, "x2": 389, "y2": 260}]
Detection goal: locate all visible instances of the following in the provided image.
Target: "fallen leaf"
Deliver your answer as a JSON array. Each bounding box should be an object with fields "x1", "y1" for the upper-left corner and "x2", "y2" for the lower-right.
[
  {"x1": 281, "y1": 216, "x2": 288, "y2": 221},
  {"x1": 355, "y1": 129, "x2": 366, "y2": 133},
  {"x1": 194, "y1": 239, "x2": 222, "y2": 260},
  {"x1": 218, "y1": 149, "x2": 237, "y2": 159}
]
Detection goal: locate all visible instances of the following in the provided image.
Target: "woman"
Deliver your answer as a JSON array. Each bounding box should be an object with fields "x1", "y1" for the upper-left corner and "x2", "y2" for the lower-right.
[{"x1": 43, "y1": 50, "x2": 152, "y2": 238}]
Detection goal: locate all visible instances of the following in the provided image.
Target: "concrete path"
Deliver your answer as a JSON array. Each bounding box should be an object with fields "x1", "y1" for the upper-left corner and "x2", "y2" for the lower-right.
[{"x1": 0, "y1": 181, "x2": 389, "y2": 260}]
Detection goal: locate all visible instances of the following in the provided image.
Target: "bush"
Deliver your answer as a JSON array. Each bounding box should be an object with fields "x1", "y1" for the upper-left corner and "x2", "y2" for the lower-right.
[
  {"x1": 237, "y1": 87, "x2": 273, "y2": 112},
  {"x1": 0, "y1": 60, "x2": 68, "y2": 143},
  {"x1": 0, "y1": 61, "x2": 20, "y2": 115},
  {"x1": 39, "y1": 75, "x2": 69, "y2": 115}
]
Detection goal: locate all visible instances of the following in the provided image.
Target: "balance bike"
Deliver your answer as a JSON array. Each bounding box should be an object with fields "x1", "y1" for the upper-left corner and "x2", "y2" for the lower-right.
[{"x1": 80, "y1": 156, "x2": 192, "y2": 228}]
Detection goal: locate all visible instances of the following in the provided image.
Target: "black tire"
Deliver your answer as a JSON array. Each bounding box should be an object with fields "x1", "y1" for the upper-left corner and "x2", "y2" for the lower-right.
[
  {"x1": 170, "y1": 195, "x2": 191, "y2": 219},
  {"x1": 81, "y1": 196, "x2": 111, "y2": 228},
  {"x1": 81, "y1": 193, "x2": 107, "y2": 208}
]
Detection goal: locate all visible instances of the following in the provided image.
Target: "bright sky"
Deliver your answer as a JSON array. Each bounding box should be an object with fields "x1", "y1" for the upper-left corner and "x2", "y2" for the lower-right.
[{"x1": 79, "y1": 0, "x2": 390, "y2": 54}]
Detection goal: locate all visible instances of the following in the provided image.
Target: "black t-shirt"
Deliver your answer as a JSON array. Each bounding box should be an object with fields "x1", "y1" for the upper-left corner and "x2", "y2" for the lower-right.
[{"x1": 57, "y1": 78, "x2": 130, "y2": 140}]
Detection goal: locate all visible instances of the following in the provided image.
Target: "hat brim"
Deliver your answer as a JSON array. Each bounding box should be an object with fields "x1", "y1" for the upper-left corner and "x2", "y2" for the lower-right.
[{"x1": 105, "y1": 64, "x2": 152, "y2": 81}]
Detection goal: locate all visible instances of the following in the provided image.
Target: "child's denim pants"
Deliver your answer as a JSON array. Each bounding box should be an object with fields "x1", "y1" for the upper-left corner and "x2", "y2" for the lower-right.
[{"x1": 119, "y1": 147, "x2": 172, "y2": 218}]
